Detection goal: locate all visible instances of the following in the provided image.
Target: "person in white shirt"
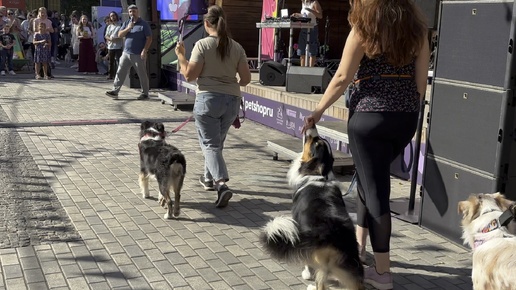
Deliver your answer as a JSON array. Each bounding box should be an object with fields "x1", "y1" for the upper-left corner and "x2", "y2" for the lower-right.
[
  {"x1": 104, "y1": 12, "x2": 123, "y2": 80},
  {"x1": 20, "y1": 13, "x2": 34, "y2": 60}
]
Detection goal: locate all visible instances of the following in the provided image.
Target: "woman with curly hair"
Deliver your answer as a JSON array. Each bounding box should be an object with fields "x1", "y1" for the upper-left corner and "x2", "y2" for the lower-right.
[{"x1": 303, "y1": 1, "x2": 430, "y2": 288}]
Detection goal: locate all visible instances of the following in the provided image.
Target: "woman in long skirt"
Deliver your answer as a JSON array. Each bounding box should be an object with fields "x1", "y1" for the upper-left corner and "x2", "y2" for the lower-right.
[{"x1": 77, "y1": 15, "x2": 98, "y2": 74}]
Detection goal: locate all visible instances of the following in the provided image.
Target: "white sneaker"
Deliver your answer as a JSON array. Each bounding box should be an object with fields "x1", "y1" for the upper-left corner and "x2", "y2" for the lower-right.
[
  {"x1": 54, "y1": 60, "x2": 60, "y2": 65},
  {"x1": 8, "y1": 70, "x2": 16, "y2": 75},
  {"x1": 1, "y1": 71, "x2": 5, "y2": 76},
  {"x1": 70, "y1": 64, "x2": 78, "y2": 68}
]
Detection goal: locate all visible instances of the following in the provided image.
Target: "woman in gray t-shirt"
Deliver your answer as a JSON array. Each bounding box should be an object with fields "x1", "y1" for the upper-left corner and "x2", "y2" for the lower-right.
[{"x1": 176, "y1": 5, "x2": 251, "y2": 208}]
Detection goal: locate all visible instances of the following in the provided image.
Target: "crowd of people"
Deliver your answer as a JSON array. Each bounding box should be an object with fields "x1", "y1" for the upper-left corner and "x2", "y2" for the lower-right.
[{"x1": 0, "y1": 6, "x2": 123, "y2": 79}]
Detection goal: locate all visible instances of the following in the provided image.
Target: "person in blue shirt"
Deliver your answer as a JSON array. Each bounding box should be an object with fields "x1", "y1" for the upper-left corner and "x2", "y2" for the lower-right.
[{"x1": 105, "y1": 4, "x2": 152, "y2": 100}]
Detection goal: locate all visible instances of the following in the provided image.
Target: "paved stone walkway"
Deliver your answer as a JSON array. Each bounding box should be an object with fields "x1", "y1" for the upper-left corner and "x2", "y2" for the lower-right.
[{"x1": 0, "y1": 65, "x2": 472, "y2": 289}]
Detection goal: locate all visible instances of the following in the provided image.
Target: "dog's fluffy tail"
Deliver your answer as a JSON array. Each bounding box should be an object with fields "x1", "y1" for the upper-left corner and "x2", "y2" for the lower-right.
[
  {"x1": 170, "y1": 162, "x2": 184, "y2": 176},
  {"x1": 260, "y1": 216, "x2": 308, "y2": 263}
]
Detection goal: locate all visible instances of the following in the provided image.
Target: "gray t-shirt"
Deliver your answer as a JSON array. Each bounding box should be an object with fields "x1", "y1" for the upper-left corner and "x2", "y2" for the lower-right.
[
  {"x1": 190, "y1": 36, "x2": 247, "y2": 97},
  {"x1": 120, "y1": 18, "x2": 151, "y2": 54}
]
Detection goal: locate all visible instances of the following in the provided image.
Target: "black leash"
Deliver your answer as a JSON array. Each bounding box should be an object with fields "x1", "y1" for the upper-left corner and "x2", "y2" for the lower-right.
[{"x1": 499, "y1": 204, "x2": 516, "y2": 227}]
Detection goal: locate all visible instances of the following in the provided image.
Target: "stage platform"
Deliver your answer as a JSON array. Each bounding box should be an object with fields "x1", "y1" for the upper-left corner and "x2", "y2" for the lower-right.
[
  {"x1": 242, "y1": 72, "x2": 430, "y2": 137},
  {"x1": 243, "y1": 73, "x2": 350, "y2": 121}
]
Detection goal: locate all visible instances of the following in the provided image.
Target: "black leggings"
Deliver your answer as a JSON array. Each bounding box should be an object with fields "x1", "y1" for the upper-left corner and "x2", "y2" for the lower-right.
[
  {"x1": 108, "y1": 49, "x2": 123, "y2": 79},
  {"x1": 348, "y1": 111, "x2": 418, "y2": 253}
]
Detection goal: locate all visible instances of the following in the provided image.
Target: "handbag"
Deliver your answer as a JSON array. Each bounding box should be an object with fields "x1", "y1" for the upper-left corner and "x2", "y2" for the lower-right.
[{"x1": 232, "y1": 99, "x2": 245, "y2": 129}]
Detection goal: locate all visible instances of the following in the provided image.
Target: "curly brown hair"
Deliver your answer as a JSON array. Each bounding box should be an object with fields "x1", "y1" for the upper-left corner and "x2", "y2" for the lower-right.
[{"x1": 348, "y1": 0, "x2": 428, "y2": 67}]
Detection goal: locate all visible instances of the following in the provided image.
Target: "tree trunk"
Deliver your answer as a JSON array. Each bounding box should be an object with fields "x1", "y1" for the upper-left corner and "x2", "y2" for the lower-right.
[{"x1": 121, "y1": 0, "x2": 129, "y2": 12}]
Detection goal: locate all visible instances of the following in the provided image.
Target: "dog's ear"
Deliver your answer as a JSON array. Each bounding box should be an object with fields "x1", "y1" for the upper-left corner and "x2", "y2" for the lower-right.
[
  {"x1": 458, "y1": 195, "x2": 481, "y2": 223},
  {"x1": 458, "y1": 200, "x2": 470, "y2": 216},
  {"x1": 493, "y1": 192, "x2": 514, "y2": 211},
  {"x1": 313, "y1": 140, "x2": 334, "y2": 177},
  {"x1": 156, "y1": 123, "x2": 165, "y2": 133},
  {"x1": 141, "y1": 121, "x2": 152, "y2": 130}
]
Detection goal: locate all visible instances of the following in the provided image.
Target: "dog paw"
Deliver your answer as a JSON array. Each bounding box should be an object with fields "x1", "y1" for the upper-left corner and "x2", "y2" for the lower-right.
[
  {"x1": 302, "y1": 265, "x2": 315, "y2": 280},
  {"x1": 164, "y1": 212, "x2": 174, "y2": 219},
  {"x1": 159, "y1": 198, "x2": 167, "y2": 208},
  {"x1": 173, "y1": 209, "x2": 180, "y2": 217},
  {"x1": 306, "y1": 284, "x2": 316, "y2": 290},
  {"x1": 142, "y1": 192, "x2": 150, "y2": 199}
]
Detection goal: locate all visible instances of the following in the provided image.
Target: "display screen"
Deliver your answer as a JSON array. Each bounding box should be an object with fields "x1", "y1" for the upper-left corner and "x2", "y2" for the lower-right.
[
  {"x1": 161, "y1": 21, "x2": 202, "y2": 53},
  {"x1": 157, "y1": 0, "x2": 201, "y2": 21}
]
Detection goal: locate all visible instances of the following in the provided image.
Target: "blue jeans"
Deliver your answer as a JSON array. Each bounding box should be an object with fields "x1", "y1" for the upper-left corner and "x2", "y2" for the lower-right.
[
  {"x1": 194, "y1": 92, "x2": 240, "y2": 182},
  {"x1": 1, "y1": 49, "x2": 13, "y2": 72}
]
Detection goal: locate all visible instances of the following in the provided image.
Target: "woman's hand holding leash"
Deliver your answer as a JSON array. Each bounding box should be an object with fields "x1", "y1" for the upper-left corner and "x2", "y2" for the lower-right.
[
  {"x1": 302, "y1": 111, "x2": 323, "y2": 134},
  {"x1": 175, "y1": 41, "x2": 185, "y2": 58}
]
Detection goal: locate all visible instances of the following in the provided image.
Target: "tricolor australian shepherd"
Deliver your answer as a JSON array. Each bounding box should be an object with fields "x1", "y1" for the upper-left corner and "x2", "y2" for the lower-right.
[
  {"x1": 139, "y1": 121, "x2": 186, "y2": 219},
  {"x1": 260, "y1": 127, "x2": 364, "y2": 290},
  {"x1": 458, "y1": 192, "x2": 516, "y2": 290}
]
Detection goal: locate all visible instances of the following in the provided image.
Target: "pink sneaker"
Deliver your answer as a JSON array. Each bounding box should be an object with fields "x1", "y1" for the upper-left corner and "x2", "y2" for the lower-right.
[{"x1": 364, "y1": 266, "x2": 393, "y2": 290}]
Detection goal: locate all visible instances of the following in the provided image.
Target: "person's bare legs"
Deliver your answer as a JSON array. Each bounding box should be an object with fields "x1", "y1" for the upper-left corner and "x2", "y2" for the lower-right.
[
  {"x1": 35, "y1": 63, "x2": 40, "y2": 78},
  {"x1": 300, "y1": 55, "x2": 306, "y2": 67},
  {"x1": 356, "y1": 225, "x2": 368, "y2": 257},
  {"x1": 309, "y1": 56, "x2": 317, "y2": 67},
  {"x1": 374, "y1": 252, "x2": 390, "y2": 274},
  {"x1": 42, "y1": 63, "x2": 49, "y2": 78}
]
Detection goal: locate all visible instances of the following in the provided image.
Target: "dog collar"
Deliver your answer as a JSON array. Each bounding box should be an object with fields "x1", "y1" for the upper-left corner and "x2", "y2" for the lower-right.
[
  {"x1": 473, "y1": 219, "x2": 501, "y2": 249},
  {"x1": 140, "y1": 132, "x2": 165, "y2": 142},
  {"x1": 473, "y1": 238, "x2": 486, "y2": 249},
  {"x1": 480, "y1": 218, "x2": 501, "y2": 234}
]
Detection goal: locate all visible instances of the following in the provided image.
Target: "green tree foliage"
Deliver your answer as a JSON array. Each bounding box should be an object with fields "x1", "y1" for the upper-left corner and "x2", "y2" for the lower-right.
[{"x1": 61, "y1": 0, "x2": 100, "y2": 18}]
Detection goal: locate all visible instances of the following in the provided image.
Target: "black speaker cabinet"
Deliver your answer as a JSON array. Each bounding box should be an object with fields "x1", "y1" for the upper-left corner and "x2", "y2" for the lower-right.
[
  {"x1": 259, "y1": 61, "x2": 287, "y2": 86},
  {"x1": 435, "y1": 0, "x2": 516, "y2": 88},
  {"x1": 286, "y1": 66, "x2": 331, "y2": 94},
  {"x1": 148, "y1": 22, "x2": 161, "y2": 88},
  {"x1": 414, "y1": 0, "x2": 440, "y2": 29},
  {"x1": 420, "y1": 0, "x2": 516, "y2": 243}
]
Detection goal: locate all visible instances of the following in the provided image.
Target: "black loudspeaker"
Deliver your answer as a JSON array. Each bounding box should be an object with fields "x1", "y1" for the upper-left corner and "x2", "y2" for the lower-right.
[
  {"x1": 148, "y1": 22, "x2": 161, "y2": 88},
  {"x1": 420, "y1": 0, "x2": 516, "y2": 244},
  {"x1": 259, "y1": 61, "x2": 287, "y2": 86},
  {"x1": 286, "y1": 66, "x2": 331, "y2": 94},
  {"x1": 434, "y1": 1, "x2": 516, "y2": 88},
  {"x1": 414, "y1": 0, "x2": 440, "y2": 30},
  {"x1": 128, "y1": 21, "x2": 162, "y2": 89}
]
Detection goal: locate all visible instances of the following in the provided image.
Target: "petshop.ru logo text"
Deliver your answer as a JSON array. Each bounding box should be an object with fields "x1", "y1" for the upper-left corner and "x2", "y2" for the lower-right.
[{"x1": 244, "y1": 99, "x2": 274, "y2": 117}]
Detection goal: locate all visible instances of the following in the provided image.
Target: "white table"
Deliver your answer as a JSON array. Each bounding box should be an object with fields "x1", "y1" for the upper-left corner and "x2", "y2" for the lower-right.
[{"x1": 256, "y1": 21, "x2": 316, "y2": 68}]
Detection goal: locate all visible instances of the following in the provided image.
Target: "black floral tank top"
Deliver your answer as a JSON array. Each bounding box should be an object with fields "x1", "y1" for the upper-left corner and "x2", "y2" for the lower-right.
[{"x1": 349, "y1": 55, "x2": 420, "y2": 112}]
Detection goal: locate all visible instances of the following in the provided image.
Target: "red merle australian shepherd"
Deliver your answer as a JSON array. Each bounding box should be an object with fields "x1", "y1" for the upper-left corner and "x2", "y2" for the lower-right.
[
  {"x1": 139, "y1": 121, "x2": 186, "y2": 219},
  {"x1": 260, "y1": 127, "x2": 364, "y2": 290}
]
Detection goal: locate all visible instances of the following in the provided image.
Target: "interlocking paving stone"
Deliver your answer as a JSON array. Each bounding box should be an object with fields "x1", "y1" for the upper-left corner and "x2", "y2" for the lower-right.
[
  {"x1": 0, "y1": 67, "x2": 474, "y2": 289},
  {"x1": 26, "y1": 282, "x2": 48, "y2": 290},
  {"x1": 5, "y1": 277, "x2": 27, "y2": 290},
  {"x1": 3, "y1": 264, "x2": 23, "y2": 279}
]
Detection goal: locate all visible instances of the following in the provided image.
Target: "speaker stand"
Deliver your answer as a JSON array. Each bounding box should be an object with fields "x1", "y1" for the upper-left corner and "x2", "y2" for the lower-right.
[{"x1": 391, "y1": 197, "x2": 421, "y2": 224}]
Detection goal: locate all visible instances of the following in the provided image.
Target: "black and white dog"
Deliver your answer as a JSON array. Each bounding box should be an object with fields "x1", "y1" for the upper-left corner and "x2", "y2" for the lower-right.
[
  {"x1": 261, "y1": 127, "x2": 364, "y2": 290},
  {"x1": 139, "y1": 121, "x2": 186, "y2": 219}
]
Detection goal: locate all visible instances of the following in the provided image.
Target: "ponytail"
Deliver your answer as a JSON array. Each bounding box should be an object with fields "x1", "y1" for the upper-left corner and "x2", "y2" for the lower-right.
[
  {"x1": 216, "y1": 16, "x2": 230, "y2": 60},
  {"x1": 205, "y1": 5, "x2": 232, "y2": 60}
]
